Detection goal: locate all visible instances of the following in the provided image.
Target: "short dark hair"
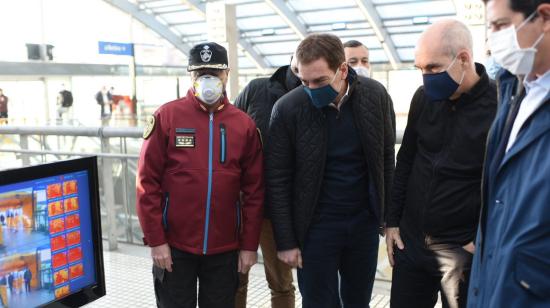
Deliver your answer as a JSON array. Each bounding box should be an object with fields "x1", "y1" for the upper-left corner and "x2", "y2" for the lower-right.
[
  {"x1": 483, "y1": 0, "x2": 550, "y2": 19},
  {"x1": 295, "y1": 33, "x2": 345, "y2": 72},
  {"x1": 343, "y1": 40, "x2": 364, "y2": 48}
]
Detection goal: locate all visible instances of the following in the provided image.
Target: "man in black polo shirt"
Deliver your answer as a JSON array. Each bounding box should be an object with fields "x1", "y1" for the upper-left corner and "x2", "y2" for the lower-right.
[{"x1": 386, "y1": 20, "x2": 497, "y2": 308}]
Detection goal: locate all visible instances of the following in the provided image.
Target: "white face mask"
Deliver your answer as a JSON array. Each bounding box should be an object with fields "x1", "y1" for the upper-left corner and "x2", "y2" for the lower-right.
[
  {"x1": 193, "y1": 75, "x2": 223, "y2": 105},
  {"x1": 353, "y1": 66, "x2": 370, "y2": 78},
  {"x1": 488, "y1": 11, "x2": 545, "y2": 76}
]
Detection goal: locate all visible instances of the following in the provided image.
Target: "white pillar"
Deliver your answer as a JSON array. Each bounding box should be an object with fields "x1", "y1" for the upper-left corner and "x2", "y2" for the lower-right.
[{"x1": 206, "y1": 2, "x2": 239, "y2": 101}]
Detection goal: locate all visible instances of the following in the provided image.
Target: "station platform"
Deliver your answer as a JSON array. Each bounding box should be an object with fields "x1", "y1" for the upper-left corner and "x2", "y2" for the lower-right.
[{"x1": 83, "y1": 242, "x2": 418, "y2": 308}]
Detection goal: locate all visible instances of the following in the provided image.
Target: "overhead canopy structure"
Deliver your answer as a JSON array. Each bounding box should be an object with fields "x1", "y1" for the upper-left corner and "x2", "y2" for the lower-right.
[{"x1": 105, "y1": 0, "x2": 458, "y2": 71}]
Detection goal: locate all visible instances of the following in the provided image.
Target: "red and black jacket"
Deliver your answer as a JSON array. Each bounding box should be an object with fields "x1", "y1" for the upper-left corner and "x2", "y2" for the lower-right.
[{"x1": 136, "y1": 89, "x2": 264, "y2": 255}]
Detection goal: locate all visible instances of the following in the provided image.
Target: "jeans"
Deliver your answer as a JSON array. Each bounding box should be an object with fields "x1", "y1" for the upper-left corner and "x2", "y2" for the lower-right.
[{"x1": 298, "y1": 209, "x2": 379, "y2": 308}]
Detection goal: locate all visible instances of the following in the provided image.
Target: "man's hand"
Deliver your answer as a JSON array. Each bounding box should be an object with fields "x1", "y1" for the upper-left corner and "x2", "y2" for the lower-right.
[
  {"x1": 385, "y1": 227, "x2": 405, "y2": 267},
  {"x1": 151, "y1": 243, "x2": 173, "y2": 272},
  {"x1": 462, "y1": 241, "x2": 475, "y2": 254},
  {"x1": 238, "y1": 250, "x2": 257, "y2": 274},
  {"x1": 277, "y1": 248, "x2": 302, "y2": 269}
]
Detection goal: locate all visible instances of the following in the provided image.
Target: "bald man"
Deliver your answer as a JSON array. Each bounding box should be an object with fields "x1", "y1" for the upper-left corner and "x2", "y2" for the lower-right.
[{"x1": 385, "y1": 20, "x2": 497, "y2": 308}]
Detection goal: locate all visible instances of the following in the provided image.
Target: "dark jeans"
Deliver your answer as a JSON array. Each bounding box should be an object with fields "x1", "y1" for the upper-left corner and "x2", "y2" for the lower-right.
[
  {"x1": 298, "y1": 209, "x2": 379, "y2": 308},
  {"x1": 390, "y1": 233, "x2": 473, "y2": 308},
  {"x1": 153, "y1": 248, "x2": 238, "y2": 308}
]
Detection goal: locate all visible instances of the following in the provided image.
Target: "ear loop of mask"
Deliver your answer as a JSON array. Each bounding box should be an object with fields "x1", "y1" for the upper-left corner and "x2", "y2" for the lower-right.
[{"x1": 447, "y1": 55, "x2": 466, "y2": 85}]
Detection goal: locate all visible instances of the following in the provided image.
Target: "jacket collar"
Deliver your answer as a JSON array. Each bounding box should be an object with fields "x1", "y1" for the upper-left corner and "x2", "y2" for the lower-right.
[
  {"x1": 269, "y1": 65, "x2": 301, "y2": 92},
  {"x1": 498, "y1": 99, "x2": 550, "y2": 174},
  {"x1": 457, "y1": 63, "x2": 491, "y2": 104},
  {"x1": 186, "y1": 88, "x2": 228, "y2": 114}
]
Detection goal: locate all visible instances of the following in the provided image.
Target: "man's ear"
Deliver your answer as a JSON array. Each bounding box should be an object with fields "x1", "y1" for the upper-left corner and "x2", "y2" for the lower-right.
[
  {"x1": 539, "y1": 4, "x2": 550, "y2": 33},
  {"x1": 340, "y1": 62, "x2": 349, "y2": 80}
]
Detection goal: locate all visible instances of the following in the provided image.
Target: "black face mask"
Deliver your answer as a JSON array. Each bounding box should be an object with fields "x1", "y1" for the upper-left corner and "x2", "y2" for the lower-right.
[{"x1": 285, "y1": 66, "x2": 301, "y2": 92}]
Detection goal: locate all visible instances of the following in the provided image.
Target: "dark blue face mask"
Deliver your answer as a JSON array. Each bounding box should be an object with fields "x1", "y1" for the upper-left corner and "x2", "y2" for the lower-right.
[
  {"x1": 303, "y1": 68, "x2": 341, "y2": 108},
  {"x1": 422, "y1": 56, "x2": 464, "y2": 102}
]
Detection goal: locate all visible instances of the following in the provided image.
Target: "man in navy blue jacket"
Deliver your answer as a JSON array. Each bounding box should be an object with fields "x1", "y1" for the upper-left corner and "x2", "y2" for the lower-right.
[{"x1": 468, "y1": 1, "x2": 550, "y2": 307}]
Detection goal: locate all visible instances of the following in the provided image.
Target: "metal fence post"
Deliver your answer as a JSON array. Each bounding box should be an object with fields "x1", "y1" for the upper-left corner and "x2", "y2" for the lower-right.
[
  {"x1": 101, "y1": 135, "x2": 118, "y2": 251},
  {"x1": 19, "y1": 134, "x2": 30, "y2": 166}
]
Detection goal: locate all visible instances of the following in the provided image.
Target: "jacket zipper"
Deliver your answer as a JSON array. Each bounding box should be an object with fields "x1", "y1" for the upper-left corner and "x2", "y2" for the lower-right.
[
  {"x1": 162, "y1": 192, "x2": 169, "y2": 231},
  {"x1": 422, "y1": 104, "x2": 456, "y2": 244},
  {"x1": 203, "y1": 112, "x2": 214, "y2": 254},
  {"x1": 220, "y1": 124, "x2": 226, "y2": 164}
]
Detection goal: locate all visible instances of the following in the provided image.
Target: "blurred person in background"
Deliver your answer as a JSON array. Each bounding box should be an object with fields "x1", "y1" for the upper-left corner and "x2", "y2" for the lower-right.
[
  {"x1": 233, "y1": 55, "x2": 301, "y2": 308},
  {"x1": 344, "y1": 40, "x2": 371, "y2": 78},
  {"x1": 0, "y1": 88, "x2": 9, "y2": 124}
]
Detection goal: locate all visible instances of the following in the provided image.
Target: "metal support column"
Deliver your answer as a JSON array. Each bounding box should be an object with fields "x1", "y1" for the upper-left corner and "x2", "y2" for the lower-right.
[
  {"x1": 19, "y1": 135, "x2": 30, "y2": 166},
  {"x1": 206, "y1": 2, "x2": 239, "y2": 101},
  {"x1": 101, "y1": 137, "x2": 118, "y2": 251}
]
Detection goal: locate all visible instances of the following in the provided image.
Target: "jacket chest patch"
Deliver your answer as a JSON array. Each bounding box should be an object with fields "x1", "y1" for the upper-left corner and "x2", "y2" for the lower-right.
[
  {"x1": 175, "y1": 128, "x2": 196, "y2": 148},
  {"x1": 175, "y1": 135, "x2": 195, "y2": 148}
]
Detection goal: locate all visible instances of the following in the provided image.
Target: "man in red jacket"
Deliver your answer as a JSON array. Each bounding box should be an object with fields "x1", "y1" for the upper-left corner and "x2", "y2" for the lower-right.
[{"x1": 136, "y1": 42, "x2": 264, "y2": 308}]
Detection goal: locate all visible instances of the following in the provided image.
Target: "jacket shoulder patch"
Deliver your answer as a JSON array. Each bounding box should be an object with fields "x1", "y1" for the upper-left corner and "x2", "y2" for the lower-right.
[{"x1": 143, "y1": 115, "x2": 156, "y2": 139}]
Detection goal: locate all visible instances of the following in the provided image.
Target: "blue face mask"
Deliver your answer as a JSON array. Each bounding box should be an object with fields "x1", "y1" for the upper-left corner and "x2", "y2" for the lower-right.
[
  {"x1": 303, "y1": 68, "x2": 342, "y2": 108},
  {"x1": 422, "y1": 56, "x2": 465, "y2": 102},
  {"x1": 485, "y1": 56, "x2": 502, "y2": 80}
]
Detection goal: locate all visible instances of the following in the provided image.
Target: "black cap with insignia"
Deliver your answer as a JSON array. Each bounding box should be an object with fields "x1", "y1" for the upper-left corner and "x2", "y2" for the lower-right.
[{"x1": 187, "y1": 42, "x2": 229, "y2": 71}]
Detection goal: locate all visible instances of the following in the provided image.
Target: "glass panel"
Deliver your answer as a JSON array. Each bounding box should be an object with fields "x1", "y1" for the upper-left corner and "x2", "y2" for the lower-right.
[
  {"x1": 254, "y1": 41, "x2": 301, "y2": 55},
  {"x1": 173, "y1": 22, "x2": 208, "y2": 35},
  {"x1": 236, "y1": 2, "x2": 275, "y2": 17},
  {"x1": 139, "y1": 0, "x2": 186, "y2": 9},
  {"x1": 237, "y1": 15, "x2": 287, "y2": 31},
  {"x1": 397, "y1": 47, "x2": 416, "y2": 62},
  {"x1": 391, "y1": 33, "x2": 422, "y2": 47},
  {"x1": 386, "y1": 25, "x2": 429, "y2": 34},
  {"x1": 248, "y1": 34, "x2": 300, "y2": 44},
  {"x1": 376, "y1": 0, "x2": 456, "y2": 19},
  {"x1": 299, "y1": 9, "x2": 365, "y2": 25},
  {"x1": 158, "y1": 11, "x2": 203, "y2": 24},
  {"x1": 288, "y1": 0, "x2": 357, "y2": 11},
  {"x1": 369, "y1": 49, "x2": 389, "y2": 63},
  {"x1": 265, "y1": 55, "x2": 294, "y2": 67}
]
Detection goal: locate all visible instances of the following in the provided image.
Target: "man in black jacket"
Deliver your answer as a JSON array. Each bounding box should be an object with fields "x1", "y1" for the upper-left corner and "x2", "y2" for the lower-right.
[
  {"x1": 267, "y1": 33, "x2": 395, "y2": 308},
  {"x1": 233, "y1": 58, "x2": 301, "y2": 308},
  {"x1": 385, "y1": 20, "x2": 497, "y2": 308}
]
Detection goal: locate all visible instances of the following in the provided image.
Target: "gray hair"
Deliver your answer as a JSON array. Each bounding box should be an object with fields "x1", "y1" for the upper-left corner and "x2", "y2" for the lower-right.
[{"x1": 439, "y1": 20, "x2": 473, "y2": 58}]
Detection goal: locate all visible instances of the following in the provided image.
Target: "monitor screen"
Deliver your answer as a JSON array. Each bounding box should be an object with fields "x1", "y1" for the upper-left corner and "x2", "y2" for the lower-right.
[{"x1": 0, "y1": 157, "x2": 105, "y2": 308}]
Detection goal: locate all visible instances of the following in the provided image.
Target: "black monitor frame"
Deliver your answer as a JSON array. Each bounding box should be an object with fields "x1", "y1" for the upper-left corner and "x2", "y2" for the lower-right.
[{"x1": 0, "y1": 156, "x2": 106, "y2": 308}]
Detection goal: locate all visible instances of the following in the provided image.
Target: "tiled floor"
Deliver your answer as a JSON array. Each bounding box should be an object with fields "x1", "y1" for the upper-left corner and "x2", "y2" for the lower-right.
[{"x1": 84, "y1": 243, "x2": 439, "y2": 308}]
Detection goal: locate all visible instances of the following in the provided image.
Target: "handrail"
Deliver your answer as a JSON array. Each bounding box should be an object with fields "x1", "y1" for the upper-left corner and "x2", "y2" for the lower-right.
[
  {"x1": 0, "y1": 148, "x2": 139, "y2": 159},
  {"x1": 0, "y1": 125, "x2": 404, "y2": 143},
  {"x1": 0, "y1": 125, "x2": 142, "y2": 138}
]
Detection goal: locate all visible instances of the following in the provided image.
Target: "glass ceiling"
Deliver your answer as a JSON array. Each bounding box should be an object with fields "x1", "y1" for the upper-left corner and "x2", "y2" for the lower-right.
[{"x1": 135, "y1": 0, "x2": 458, "y2": 69}]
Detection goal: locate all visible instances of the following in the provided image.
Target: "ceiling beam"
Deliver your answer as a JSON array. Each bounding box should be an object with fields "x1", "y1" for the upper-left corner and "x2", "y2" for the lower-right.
[
  {"x1": 264, "y1": 0, "x2": 307, "y2": 40},
  {"x1": 103, "y1": 0, "x2": 193, "y2": 56},
  {"x1": 355, "y1": 0, "x2": 401, "y2": 69}
]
